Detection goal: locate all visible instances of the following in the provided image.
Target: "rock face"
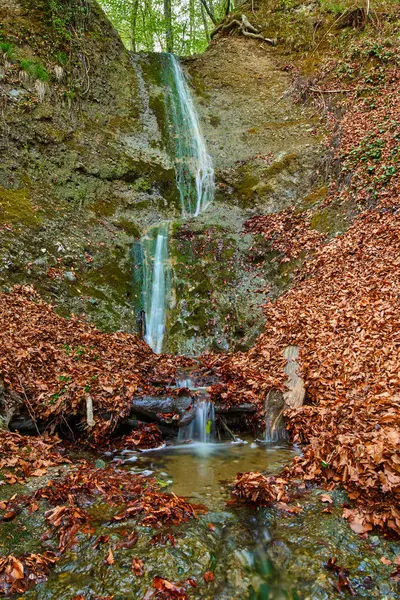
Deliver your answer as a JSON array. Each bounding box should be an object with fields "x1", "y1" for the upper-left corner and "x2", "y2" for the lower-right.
[
  {"x1": 163, "y1": 38, "x2": 326, "y2": 354},
  {"x1": 0, "y1": 1, "x2": 176, "y2": 333},
  {"x1": 1, "y1": 1, "x2": 327, "y2": 355}
]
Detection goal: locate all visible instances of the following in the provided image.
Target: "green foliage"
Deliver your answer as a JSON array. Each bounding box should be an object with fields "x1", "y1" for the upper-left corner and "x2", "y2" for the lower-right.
[
  {"x1": 55, "y1": 50, "x2": 69, "y2": 65},
  {"x1": 64, "y1": 88, "x2": 77, "y2": 102},
  {"x1": 99, "y1": 0, "x2": 230, "y2": 55},
  {"x1": 320, "y1": 0, "x2": 347, "y2": 15},
  {"x1": 46, "y1": 0, "x2": 90, "y2": 38},
  {"x1": 20, "y1": 59, "x2": 50, "y2": 81},
  {"x1": 0, "y1": 40, "x2": 16, "y2": 61}
]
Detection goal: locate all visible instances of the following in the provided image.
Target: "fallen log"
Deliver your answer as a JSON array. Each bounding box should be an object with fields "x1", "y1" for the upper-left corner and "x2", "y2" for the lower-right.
[
  {"x1": 131, "y1": 395, "x2": 196, "y2": 428},
  {"x1": 130, "y1": 396, "x2": 257, "y2": 428},
  {"x1": 9, "y1": 415, "x2": 46, "y2": 435},
  {"x1": 215, "y1": 403, "x2": 257, "y2": 414}
]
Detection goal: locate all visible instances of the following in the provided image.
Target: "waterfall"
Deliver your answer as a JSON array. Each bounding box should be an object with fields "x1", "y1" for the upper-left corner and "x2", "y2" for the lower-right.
[
  {"x1": 179, "y1": 400, "x2": 215, "y2": 444},
  {"x1": 134, "y1": 54, "x2": 214, "y2": 355},
  {"x1": 166, "y1": 53, "x2": 215, "y2": 217},
  {"x1": 142, "y1": 223, "x2": 170, "y2": 354}
]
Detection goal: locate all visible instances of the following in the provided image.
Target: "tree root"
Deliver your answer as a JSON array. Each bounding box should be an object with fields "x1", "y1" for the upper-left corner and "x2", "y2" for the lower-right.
[{"x1": 211, "y1": 14, "x2": 276, "y2": 46}]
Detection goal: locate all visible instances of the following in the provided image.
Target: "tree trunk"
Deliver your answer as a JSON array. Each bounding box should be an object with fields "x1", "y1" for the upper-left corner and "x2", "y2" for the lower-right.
[
  {"x1": 201, "y1": 2, "x2": 210, "y2": 42},
  {"x1": 164, "y1": 0, "x2": 174, "y2": 53},
  {"x1": 130, "y1": 0, "x2": 139, "y2": 52},
  {"x1": 199, "y1": 0, "x2": 217, "y2": 25}
]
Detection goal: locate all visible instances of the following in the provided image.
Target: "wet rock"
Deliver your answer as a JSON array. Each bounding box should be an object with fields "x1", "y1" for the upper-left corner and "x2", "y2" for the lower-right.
[
  {"x1": 0, "y1": 378, "x2": 23, "y2": 427},
  {"x1": 8, "y1": 88, "x2": 25, "y2": 100},
  {"x1": 64, "y1": 271, "x2": 76, "y2": 282},
  {"x1": 264, "y1": 389, "x2": 286, "y2": 442},
  {"x1": 131, "y1": 395, "x2": 195, "y2": 427},
  {"x1": 33, "y1": 257, "x2": 47, "y2": 267}
]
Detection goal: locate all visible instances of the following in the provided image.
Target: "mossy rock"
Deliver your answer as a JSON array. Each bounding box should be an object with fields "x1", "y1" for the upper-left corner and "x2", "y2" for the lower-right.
[{"x1": 0, "y1": 186, "x2": 41, "y2": 227}]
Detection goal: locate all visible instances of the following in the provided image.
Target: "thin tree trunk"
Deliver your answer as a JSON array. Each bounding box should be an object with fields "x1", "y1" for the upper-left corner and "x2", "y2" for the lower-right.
[
  {"x1": 130, "y1": 0, "x2": 139, "y2": 52},
  {"x1": 201, "y1": 2, "x2": 210, "y2": 41},
  {"x1": 189, "y1": 0, "x2": 195, "y2": 53},
  {"x1": 199, "y1": 0, "x2": 216, "y2": 24},
  {"x1": 164, "y1": 0, "x2": 174, "y2": 53}
]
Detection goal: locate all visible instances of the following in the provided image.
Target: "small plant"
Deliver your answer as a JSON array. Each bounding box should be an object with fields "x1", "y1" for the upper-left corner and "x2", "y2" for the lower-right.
[
  {"x1": 64, "y1": 88, "x2": 76, "y2": 105},
  {"x1": 20, "y1": 59, "x2": 50, "y2": 81},
  {"x1": 35, "y1": 63, "x2": 50, "y2": 82},
  {"x1": 58, "y1": 375, "x2": 72, "y2": 383},
  {"x1": 55, "y1": 51, "x2": 68, "y2": 65},
  {"x1": 320, "y1": 0, "x2": 347, "y2": 15},
  {"x1": 0, "y1": 40, "x2": 16, "y2": 61}
]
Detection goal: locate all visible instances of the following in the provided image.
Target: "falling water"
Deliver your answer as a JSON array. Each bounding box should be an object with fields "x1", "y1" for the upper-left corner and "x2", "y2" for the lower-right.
[
  {"x1": 135, "y1": 54, "x2": 214, "y2": 356},
  {"x1": 142, "y1": 223, "x2": 170, "y2": 354},
  {"x1": 175, "y1": 377, "x2": 216, "y2": 443},
  {"x1": 165, "y1": 53, "x2": 215, "y2": 217},
  {"x1": 179, "y1": 400, "x2": 215, "y2": 444}
]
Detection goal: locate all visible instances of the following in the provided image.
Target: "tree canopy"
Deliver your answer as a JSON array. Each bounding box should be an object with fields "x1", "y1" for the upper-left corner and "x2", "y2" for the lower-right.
[{"x1": 98, "y1": 0, "x2": 240, "y2": 55}]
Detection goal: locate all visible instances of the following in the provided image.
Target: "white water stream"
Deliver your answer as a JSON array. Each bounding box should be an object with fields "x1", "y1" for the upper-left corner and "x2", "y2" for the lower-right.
[
  {"x1": 143, "y1": 223, "x2": 170, "y2": 354},
  {"x1": 167, "y1": 53, "x2": 215, "y2": 217},
  {"x1": 175, "y1": 377, "x2": 216, "y2": 443},
  {"x1": 138, "y1": 54, "x2": 215, "y2": 355}
]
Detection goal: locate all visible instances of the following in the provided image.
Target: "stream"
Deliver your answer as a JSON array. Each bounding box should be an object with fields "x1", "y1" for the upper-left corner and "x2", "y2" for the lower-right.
[{"x1": 13, "y1": 439, "x2": 399, "y2": 600}]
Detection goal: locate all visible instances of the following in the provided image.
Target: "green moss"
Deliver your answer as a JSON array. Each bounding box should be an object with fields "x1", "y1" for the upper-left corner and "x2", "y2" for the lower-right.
[
  {"x1": 310, "y1": 204, "x2": 349, "y2": 235},
  {"x1": 299, "y1": 186, "x2": 329, "y2": 209},
  {"x1": 89, "y1": 198, "x2": 118, "y2": 217},
  {"x1": 78, "y1": 259, "x2": 131, "y2": 298},
  {"x1": 264, "y1": 153, "x2": 298, "y2": 178},
  {"x1": 115, "y1": 217, "x2": 140, "y2": 237},
  {"x1": 132, "y1": 177, "x2": 152, "y2": 192},
  {"x1": 236, "y1": 172, "x2": 261, "y2": 201},
  {"x1": 0, "y1": 187, "x2": 41, "y2": 227}
]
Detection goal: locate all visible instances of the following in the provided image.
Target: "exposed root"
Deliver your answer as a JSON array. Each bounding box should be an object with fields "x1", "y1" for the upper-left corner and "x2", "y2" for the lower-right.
[{"x1": 211, "y1": 14, "x2": 276, "y2": 46}]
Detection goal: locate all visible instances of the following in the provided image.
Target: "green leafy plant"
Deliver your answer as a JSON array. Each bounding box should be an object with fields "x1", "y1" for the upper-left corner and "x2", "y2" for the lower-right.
[
  {"x1": 20, "y1": 59, "x2": 50, "y2": 81},
  {"x1": 320, "y1": 0, "x2": 347, "y2": 15},
  {"x1": 0, "y1": 40, "x2": 16, "y2": 61},
  {"x1": 55, "y1": 50, "x2": 68, "y2": 65}
]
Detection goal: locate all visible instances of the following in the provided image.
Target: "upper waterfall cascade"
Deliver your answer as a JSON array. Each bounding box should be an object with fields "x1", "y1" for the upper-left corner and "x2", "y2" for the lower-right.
[{"x1": 166, "y1": 53, "x2": 215, "y2": 218}]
